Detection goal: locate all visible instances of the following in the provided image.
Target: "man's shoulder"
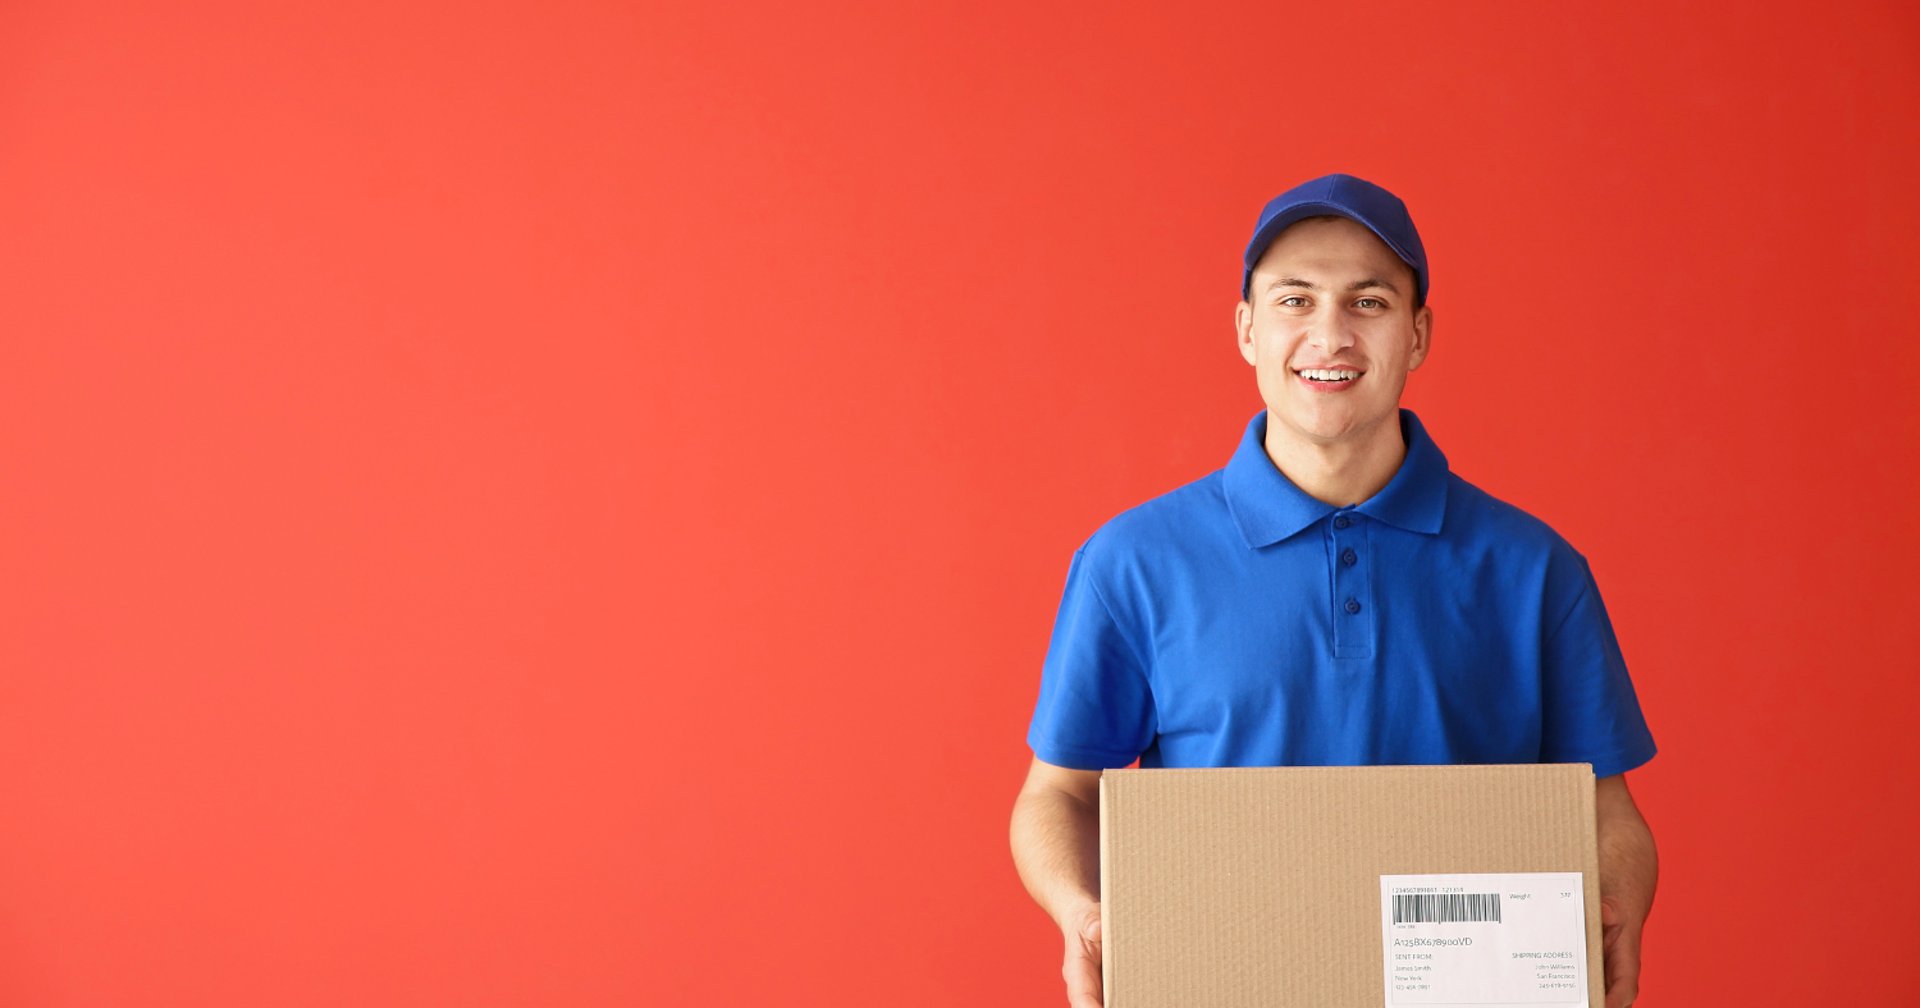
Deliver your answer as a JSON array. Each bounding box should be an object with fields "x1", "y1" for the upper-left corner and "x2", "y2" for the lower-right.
[
  {"x1": 1442, "y1": 472, "x2": 1588, "y2": 566},
  {"x1": 1077, "y1": 469, "x2": 1233, "y2": 561}
]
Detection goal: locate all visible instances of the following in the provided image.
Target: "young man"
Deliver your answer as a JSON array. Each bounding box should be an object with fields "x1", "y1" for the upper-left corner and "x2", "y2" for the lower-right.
[{"x1": 1009, "y1": 174, "x2": 1657, "y2": 1008}]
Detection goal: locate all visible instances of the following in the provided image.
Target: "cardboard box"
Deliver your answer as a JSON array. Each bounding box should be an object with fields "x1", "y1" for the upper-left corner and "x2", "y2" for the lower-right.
[{"x1": 1099, "y1": 764, "x2": 1602, "y2": 1007}]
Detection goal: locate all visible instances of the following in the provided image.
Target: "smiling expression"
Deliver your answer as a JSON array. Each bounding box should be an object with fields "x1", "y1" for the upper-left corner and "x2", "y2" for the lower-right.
[{"x1": 1235, "y1": 215, "x2": 1432, "y2": 454}]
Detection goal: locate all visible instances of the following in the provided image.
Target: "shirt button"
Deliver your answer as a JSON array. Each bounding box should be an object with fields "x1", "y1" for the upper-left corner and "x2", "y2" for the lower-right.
[
  {"x1": 1341, "y1": 548, "x2": 1357, "y2": 566},
  {"x1": 1334, "y1": 515, "x2": 1351, "y2": 529},
  {"x1": 1344, "y1": 598, "x2": 1361, "y2": 614}
]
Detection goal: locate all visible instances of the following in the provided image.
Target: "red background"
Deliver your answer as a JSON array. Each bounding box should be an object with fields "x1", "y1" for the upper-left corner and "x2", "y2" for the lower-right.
[{"x1": 2, "y1": 2, "x2": 1916, "y2": 1004}]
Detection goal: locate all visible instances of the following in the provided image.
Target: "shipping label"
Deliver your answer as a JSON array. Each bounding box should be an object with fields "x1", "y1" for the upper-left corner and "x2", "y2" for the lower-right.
[{"x1": 1378, "y1": 872, "x2": 1587, "y2": 1007}]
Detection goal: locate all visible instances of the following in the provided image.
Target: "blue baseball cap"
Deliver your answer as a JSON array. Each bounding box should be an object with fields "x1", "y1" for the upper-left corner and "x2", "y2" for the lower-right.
[{"x1": 1241, "y1": 173, "x2": 1428, "y2": 305}]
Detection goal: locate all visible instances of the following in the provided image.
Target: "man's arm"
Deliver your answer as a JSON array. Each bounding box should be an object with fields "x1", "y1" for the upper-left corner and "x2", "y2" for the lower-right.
[
  {"x1": 1596, "y1": 773, "x2": 1657, "y2": 1008},
  {"x1": 1011, "y1": 756, "x2": 1105, "y2": 1008}
]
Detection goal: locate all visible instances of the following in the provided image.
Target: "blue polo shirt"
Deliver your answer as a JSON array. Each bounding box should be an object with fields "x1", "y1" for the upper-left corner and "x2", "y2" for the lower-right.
[{"x1": 1027, "y1": 410, "x2": 1656, "y2": 778}]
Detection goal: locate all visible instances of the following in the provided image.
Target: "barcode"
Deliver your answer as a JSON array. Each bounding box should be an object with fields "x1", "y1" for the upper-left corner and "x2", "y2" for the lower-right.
[{"x1": 1393, "y1": 893, "x2": 1503, "y2": 924}]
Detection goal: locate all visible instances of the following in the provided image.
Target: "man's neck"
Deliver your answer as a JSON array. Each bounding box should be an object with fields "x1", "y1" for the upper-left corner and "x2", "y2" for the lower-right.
[{"x1": 1263, "y1": 418, "x2": 1408, "y2": 508}]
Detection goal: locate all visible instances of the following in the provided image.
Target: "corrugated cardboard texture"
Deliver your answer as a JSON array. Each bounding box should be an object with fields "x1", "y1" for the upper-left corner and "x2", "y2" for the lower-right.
[{"x1": 1100, "y1": 764, "x2": 1601, "y2": 1008}]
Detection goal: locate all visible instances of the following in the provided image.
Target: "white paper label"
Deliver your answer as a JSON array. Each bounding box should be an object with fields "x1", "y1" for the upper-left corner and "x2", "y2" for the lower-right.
[{"x1": 1379, "y1": 872, "x2": 1587, "y2": 1007}]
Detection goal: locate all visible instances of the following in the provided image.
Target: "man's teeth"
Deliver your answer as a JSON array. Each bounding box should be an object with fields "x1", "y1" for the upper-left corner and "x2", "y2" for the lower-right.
[{"x1": 1297, "y1": 369, "x2": 1360, "y2": 381}]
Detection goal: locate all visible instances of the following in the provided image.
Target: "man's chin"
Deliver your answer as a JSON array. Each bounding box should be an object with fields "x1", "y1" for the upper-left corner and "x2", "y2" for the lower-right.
[{"x1": 1265, "y1": 406, "x2": 1389, "y2": 450}]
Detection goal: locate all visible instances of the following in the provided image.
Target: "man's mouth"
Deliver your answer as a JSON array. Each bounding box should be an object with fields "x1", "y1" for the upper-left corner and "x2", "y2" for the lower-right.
[{"x1": 1294, "y1": 367, "x2": 1363, "y2": 383}]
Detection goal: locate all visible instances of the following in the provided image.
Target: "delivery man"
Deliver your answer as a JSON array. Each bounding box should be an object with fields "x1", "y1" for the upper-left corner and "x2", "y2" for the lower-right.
[{"x1": 1009, "y1": 174, "x2": 1657, "y2": 1008}]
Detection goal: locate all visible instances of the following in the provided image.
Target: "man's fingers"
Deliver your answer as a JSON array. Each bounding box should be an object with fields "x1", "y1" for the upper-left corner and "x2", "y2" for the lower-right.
[
  {"x1": 1062, "y1": 906, "x2": 1104, "y2": 1008},
  {"x1": 1600, "y1": 894, "x2": 1636, "y2": 1006},
  {"x1": 1062, "y1": 947, "x2": 1103, "y2": 1008},
  {"x1": 1603, "y1": 932, "x2": 1640, "y2": 1008}
]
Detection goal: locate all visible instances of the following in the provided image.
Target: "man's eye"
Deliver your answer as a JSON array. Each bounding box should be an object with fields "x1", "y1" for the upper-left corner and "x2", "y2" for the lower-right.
[
  {"x1": 1355, "y1": 298, "x2": 1385, "y2": 310},
  {"x1": 1278, "y1": 296, "x2": 1309, "y2": 308}
]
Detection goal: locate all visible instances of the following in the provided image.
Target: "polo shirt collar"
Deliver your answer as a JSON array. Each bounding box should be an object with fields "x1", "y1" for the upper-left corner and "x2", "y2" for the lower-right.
[{"x1": 1223, "y1": 409, "x2": 1450, "y2": 547}]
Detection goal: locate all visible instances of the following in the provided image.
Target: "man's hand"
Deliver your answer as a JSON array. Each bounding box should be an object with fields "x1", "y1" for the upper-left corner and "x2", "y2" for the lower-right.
[
  {"x1": 1595, "y1": 774, "x2": 1656, "y2": 1008},
  {"x1": 1060, "y1": 901, "x2": 1103, "y2": 1008},
  {"x1": 1600, "y1": 896, "x2": 1641, "y2": 1007}
]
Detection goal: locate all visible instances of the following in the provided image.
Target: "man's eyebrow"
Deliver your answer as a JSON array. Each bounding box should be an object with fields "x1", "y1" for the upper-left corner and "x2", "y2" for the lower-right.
[{"x1": 1266, "y1": 276, "x2": 1402, "y2": 295}]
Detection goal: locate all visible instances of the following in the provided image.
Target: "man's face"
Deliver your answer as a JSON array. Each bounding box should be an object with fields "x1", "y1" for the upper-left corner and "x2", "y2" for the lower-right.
[{"x1": 1235, "y1": 215, "x2": 1432, "y2": 453}]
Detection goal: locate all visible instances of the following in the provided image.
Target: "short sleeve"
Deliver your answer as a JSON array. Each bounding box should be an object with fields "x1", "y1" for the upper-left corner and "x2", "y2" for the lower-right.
[
  {"x1": 1025, "y1": 545, "x2": 1155, "y2": 770},
  {"x1": 1539, "y1": 561, "x2": 1657, "y2": 777}
]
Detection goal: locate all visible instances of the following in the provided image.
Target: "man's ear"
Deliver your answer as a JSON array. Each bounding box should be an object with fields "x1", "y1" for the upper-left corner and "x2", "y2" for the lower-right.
[
  {"x1": 1408, "y1": 304, "x2": 1433, "y2": 371},
  {"x1": 1235, "y1": 300, "x2": 1256, "y2": 366}
]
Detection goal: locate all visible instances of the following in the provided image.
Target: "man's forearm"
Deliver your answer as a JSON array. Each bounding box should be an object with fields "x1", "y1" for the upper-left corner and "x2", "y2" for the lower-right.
[{"x1": 1010, "y1": 784, "x2": 1101, "y2": 927}]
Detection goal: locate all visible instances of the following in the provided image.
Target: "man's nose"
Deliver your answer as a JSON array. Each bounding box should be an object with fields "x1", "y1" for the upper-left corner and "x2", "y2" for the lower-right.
[{"x1": 1307, "y1": 312, "x2": 1354, "y2": 353}]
